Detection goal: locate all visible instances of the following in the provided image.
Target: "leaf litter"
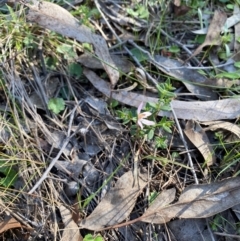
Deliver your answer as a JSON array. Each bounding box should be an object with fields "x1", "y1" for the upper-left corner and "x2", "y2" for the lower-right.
[
  {"x1": 26, "y1": 1, "x2": 119, "y2": 87},
  {"x1": 84, "y1": 68, "x2": 240, "y2": 121},
  {"x1": 1, "y1": 0, "x2": 240, "y2": 240}
]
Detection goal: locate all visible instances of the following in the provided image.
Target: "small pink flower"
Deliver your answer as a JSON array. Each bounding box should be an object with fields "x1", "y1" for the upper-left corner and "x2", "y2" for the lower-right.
[{"x1": 137, "y1": 102, "x2": 155, "y2": 129}]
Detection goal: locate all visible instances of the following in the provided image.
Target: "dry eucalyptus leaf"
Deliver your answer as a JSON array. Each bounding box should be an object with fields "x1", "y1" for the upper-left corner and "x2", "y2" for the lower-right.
[
  {"x1": 78, "y1": 53, "x2": 134, "y2": 73},
  {"x1": 141, "y1": 177, "x2": 240, "y2": 224},
  {"x1": 84, "y1": 68, "x2": 240, "y2": 121},
  {"x1": 141, "y1": 188, "x2": 176, "y2": 223},
  {"x1": 184, "y1": 120, "x2": 215, "y2": 166},
  {"x1": 80, "y1": 171, "x2": 148, "y2": 230},
  {"x1": 155, "y1": 56, "x2": 240, "y2": 90},
  {"x1": 189, "y1": 10, "x2": 227, "y2": 60},
  {"x1": 202, "y1": 121, "x2": 240, "y2": 138},
  {"x1": 59, "y1": 205, "x2": 83, "y2": 241},
  {"x1": 26, "y1": 1, "x2": 119, "y2": 86}
]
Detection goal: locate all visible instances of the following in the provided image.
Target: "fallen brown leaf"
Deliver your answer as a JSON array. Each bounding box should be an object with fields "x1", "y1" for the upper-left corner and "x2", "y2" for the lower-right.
[
  {"x1": 202, "y1": 121, "x2": 240, "y2": 138},
  {"x1": 84, "y1": 68, "x2": 240, "y2": 121},
  {"x1": 59, "y1": 205, "x2": 83, "y2": 241},
  {"x1": 80, "y1": 171, "x2": 148, "y2": 230},
  {"x1": 184, "y1": 120, "x2": 215, "y2": 166},
  {"x1": 140, "y1": 177, "x2": 240, "y2": 223},
  {"x1": 187, "y1": 10, "x2": 227, "y2": 61}
]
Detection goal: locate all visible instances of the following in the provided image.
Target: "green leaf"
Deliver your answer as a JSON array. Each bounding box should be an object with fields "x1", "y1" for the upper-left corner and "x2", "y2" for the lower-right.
[
  {"x1": 147, "y1": 102, "x2": 158, "y2": 109},
  {"x1": 95, "y1": 236, "x2": 104, "y2": 241},
  {"x1": 216, "y1": 72, "x2": 240, "y2": 79},
  {"x1": 0, "y1": 170, "x2": 17, "y2": 188},
  {"x1": 68, "y1": 63, "x2": 83, "y2": 78},
  {"x1": 82, "y1": 43, "x2": 93, "y2": 52},
  {"x1": 234, "y1": 62, "x2": 240, "y2": 68},
  {"x1": 23, "y1": 34, "x2": 35, "y2": 48},
  {"x1": 45, "y1": 56, "x2": 57, "y2": 70},
  {"x1": 126, "y1": 8, "x2": 139, "y2": 17},
  {"x1": 169, "y1": 45, "x2": 180, "y2": 53},
  {"x1": 83, "y1": 234, "x2": 94, "y2": 241},
  {"x1": 154, "y1": 136, "x2": 168, "y2": 149},
  {"x1": 48, "y1": 98, "x2": 65, "y2": 114},
  {"x1": 137, "y1": 5, "x2": 149, "y2": 19},
  {"x1": 109, "y1": 99, "x2": 119, "y2": 108},
  {"x1": 149, "y1": 191, "x2": 158, "y2": 204},
  {"x1": 195, "y1": 34, "x2": 206, "y2": 44},
  {"x1": 147, "y1": 129, "x2": 154, "y2": 140},
  {"x1": 56, "y1": 44, "x2": 77, "y2": 59},
  {"x1": 162, "y1": 125, "x2": 172, "y2": 133},
  {"x1": 226, "y1": 4, "x2": 234, "y2": 10},
  {"x1": 0, "y1": 162, "x2": 17, "y2": 188},
  {"x1": 130, "y1": 48, "x2": 149, "y2": 62}
]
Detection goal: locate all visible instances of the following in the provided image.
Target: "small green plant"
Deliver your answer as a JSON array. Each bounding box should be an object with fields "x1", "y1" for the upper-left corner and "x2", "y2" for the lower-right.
[
  {"x1": 116, "y1": 79, "x2": 175, "y2": 147},
  {"x1": 148, "y1": 191, "x2": 158, "y2": 204},
  {"x1": 56, "y1": 44, "x2": 78, "y2": 60},
  {"x1": 130, "y1": 48, "x2": 149, "y2": 63},
  {"x1": 71, "y1": 5, "x2": 100, "y2": 27},
  {"x1": 126, "y1": 5, "x2": 149, "y2": 19},
  {"x1": 168, "y1": 45, "x2": 180, "y2": 54},
  {"x1": 155, "y1": 136, "x2": 168, "y2": 149},
  {"x1": 83, "y1": 234, "x2": 104, "y2": 241},
  {"x1": 48, "y1": 98, "x2": 65, "y2": 114}
]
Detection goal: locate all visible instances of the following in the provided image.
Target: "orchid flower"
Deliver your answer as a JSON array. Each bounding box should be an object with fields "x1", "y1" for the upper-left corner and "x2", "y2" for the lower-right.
[{"x1": 137, "y1": 102, "x2": 155, "y2": 129}]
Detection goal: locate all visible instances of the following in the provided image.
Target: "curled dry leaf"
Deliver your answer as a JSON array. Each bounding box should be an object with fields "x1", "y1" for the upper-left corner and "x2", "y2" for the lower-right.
[
  {"x1": 84, "y1": 68, "x2": 240, "y2": 121},
  {"x1": 202, "y1": 121, "x2": 240, "y2": 138},
  {"x1": 26, "y1": 1, "x2": 119, "y2": 86},
  {"x1": 184, "y1": 120, "x2": 215, "y2": 166},
  {"x1": 140, "y1": 176, "x2": 240, "y2": 224},
  {"x1": 80, "y1": 171, "x2": 148, "y2": 231},
  {"x1": 193, "y1": 9, "x2": 240, "y2": 35},
  {"x1": 187, "y1": 10, "x2": 227, "y2": 61}
]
